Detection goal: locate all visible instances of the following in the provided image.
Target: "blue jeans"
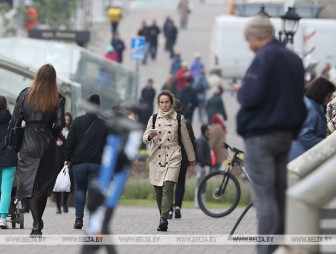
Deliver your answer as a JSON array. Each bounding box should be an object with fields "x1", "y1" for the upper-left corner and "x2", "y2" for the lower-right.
[
  {"x1": 0, "y1": 167, "x2": 16, "y2": 218},
  {"x1": 245, "y1": 132, "x2": 292, "y2": 254},
  {"x1": 72, "y1": 163, "x2": 100, "y2": 219}
]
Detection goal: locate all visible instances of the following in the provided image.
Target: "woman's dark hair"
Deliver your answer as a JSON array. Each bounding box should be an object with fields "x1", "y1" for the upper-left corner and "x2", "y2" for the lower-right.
[
  {"x1": 157, "y1": 90, "x2": 175, "y2": 105},
  {"x1": 0, "y1": 95, "x2": 8, "y2": 110},
  {"x1": 65, "y1": 112, "x2": 73, "y2": 127},
  {"x1": 305, "y1": 77, "x2": 335, "y2": 104}
]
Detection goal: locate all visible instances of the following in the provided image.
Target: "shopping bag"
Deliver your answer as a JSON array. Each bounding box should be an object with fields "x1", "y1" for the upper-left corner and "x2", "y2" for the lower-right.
[{"x1": 53, "y1": 166, "x2": 71, "y2": 192}]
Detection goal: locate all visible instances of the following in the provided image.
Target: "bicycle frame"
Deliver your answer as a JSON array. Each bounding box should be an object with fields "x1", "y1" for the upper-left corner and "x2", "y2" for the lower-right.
[{"x1": 222, "y1": 143, "x2": 251, "y2": 184}]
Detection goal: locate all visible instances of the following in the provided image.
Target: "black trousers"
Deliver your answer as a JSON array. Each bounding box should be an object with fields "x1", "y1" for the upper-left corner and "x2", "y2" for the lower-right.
[{"x1": 174, "y1": 156, "x2": 189, "y2": 208}]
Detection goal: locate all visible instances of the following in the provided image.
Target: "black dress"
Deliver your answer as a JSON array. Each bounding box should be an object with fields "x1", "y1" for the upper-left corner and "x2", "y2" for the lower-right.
[{"x1": 6, "y1": 88, "x2": 65, "y2": 199}]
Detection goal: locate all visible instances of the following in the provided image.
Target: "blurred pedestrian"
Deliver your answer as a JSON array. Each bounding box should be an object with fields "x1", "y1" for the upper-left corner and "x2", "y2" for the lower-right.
[
  {"x1": 139, "y1": 78, "x2": 156, "y2": 125},
  {"x1": 54, "y1": 112, "x2": 74, "y2": 214},
  {"x1": 143, "y1": 90, "x2": 196, "y2": 231},
  {"x1": 64, "y1": 94, "x2": 108, "y2": 230},
  {"x1": 177, "y1": 0, "x2": 191, "y2": 29},
  {"x1": 0, "y1": 96, "x2": 17, "y2": 229},
  {"x1": 192, "y1": 69, "x2": 209, "y2": 123},
  {"x1": 178, "y1": 76, "x2": 198, "y2": 122},
  {"x1": 209, "y1": 114, "x2": 227, "y2": 170},
  {"x1": 162, "y1": 74, "x2": 177, "y2": 97},
  {"x1": 175, "y1": 61, "x2": 193, "y2": 93},
  {"x1": 168, "y1": 100, "x2": 196, "y2": 219},
  {"x1": 107, "y1": 5, "x2": 122, "y2": 37},
  {"x1": 235, "y1": 15, "x2": 306, "y2": 254},
  {"x1": 111, "y1": 32, "x2": 126, "y2": 63},
  {"x1": 6, "y1": 64, "x2": 66, "y2": 236},
  {"x1": 194, "y1": 124, "x2": 212, "y2": 208},
  {"x1": 104, "y1": 45, "x2": 119, "y2": 62},
  {"x1": 289, "y1": 77, "x2": 335, "y2": 161},
  {"x1": 137, "y1": 20, "x2": 151, "y2": 64},
  {"x1": 190, "y1": 53, "x2": 205, "y2": 79},
  {"x1": 206, "y1": 85, "x2": 227, "y2": 124},
  {"x1": 148, "y1": 19, "x2": 161, "y2": 60},
  {"x1": 164, "y1": 19, "x2": 178, "y2": 58},
  {"x1": 170, "y1": 52, "x2": 182, "y2": 78}
]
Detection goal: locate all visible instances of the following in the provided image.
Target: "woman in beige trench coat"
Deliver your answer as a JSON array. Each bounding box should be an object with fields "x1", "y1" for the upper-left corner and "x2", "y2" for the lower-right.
[{"x1": 143, "y1": 90, "x2": 196, "y2": 231}]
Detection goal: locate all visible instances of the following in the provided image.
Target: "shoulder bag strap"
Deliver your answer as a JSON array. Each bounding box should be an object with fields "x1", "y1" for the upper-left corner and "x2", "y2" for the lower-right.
[
  {"x1": 80, "y1": 118, "x2": 97, "y2": 143},
  {"x1": 15, "y1": 90, "x2": 28, "y2": 128},
  {"x1": 152, "y1": 113, "x2": 158, "y2": 129},
  {"x1": 177, "y1": 113, "x2": 182, "y2": 146}
]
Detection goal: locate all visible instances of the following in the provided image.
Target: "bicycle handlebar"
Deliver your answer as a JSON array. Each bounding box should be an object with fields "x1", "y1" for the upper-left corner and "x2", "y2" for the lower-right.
[{"x1": 223, "y1": 142, "x2": 244, "y2": 154}]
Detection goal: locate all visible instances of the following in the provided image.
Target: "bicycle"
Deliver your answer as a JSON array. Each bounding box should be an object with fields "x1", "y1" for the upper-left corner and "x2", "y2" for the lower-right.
[
  {"x1": 197, "y1": 142, "x2": 251, "y2": 218},
  {"x1": 77, "y1": 102, "x2": 143, "y2": 254}
]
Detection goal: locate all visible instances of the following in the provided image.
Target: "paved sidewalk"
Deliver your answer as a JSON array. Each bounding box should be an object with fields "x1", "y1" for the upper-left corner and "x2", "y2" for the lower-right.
[{"x1": 0, "y1": 203, "x2": 257, "y2": 254}]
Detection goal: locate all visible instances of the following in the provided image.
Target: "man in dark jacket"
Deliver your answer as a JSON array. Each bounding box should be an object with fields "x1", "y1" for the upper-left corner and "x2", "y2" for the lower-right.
[
  {"x1": 64, "y1": 94, "x2": 108, "y2": 230},
  {"x1": 111, "y1": 32, "x2": 126, "y2": 63},
  {"x1": 194, "y1": 124, "x2": 211, "y2": 208},
  {"x1": 234, "y1": 15, "x2": 306, "y2": 254},
  {"x1": 206, "y1": 85, "x2": 227, "y2": 124},
  {"x1": 148, "y1": 19, "x2": 161, "y2": 60},
  {"x1": 164, "y1": 19, "x2": 178, "y2": 58},
  {"x1": 137, "y1": 20, "x2": 151, "y2": 64}
]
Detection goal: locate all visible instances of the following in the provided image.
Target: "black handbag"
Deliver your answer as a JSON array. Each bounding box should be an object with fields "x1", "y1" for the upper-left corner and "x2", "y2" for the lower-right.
[{"x1": 8, "y1": 91, "x2": 27, "y2": 153}]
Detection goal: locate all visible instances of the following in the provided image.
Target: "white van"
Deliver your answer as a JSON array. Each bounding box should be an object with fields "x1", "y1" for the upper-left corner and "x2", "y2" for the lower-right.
[{"x1": 211, "y1": 15, "x2": 336, "y2": 80}]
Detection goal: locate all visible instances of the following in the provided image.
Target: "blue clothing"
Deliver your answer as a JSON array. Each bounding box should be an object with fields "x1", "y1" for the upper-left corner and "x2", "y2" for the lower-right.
[
  {"x1": 0, "y1": 167, "x2": 16, "y2": 218},
  {"x1": 190, "y1": 59, "x2": 205, "y2": 79},
  {"x1": 72, "y1": 163, "x2": 100, "y2": 218},
  {"x1": 237, "y1": 40, "x2": 306, "y2": 138},
  {"x1": 170, "y1": 57, "x2": 182, "y2": 77},
  {"x1": 289, "y1": 97, "x2": 327, "y2": 161},
  {"x1": 192, "y1": 75, "x2": 209, "y2": 102}
]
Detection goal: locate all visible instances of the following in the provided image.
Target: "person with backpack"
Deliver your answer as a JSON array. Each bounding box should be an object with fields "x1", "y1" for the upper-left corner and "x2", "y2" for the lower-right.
[{"x1": 143, "y1": 90, "x2": 196, "y2": 232}]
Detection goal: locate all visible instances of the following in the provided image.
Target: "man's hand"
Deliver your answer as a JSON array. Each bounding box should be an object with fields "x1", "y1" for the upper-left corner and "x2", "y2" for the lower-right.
[
  {"x1": 232, "y1": 83, "x2": 242, "y2": 92},
  {"x1": 189, "y1": 160, "x2": 196, "y2": 167},
  {"x1": 64, "y1": 161, "x2": 71, "y2": 167}
]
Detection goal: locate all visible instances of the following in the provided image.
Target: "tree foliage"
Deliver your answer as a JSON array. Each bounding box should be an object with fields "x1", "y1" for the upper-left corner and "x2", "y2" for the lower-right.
[{"x1": 31, "y1": 0, "x2": 83, "y2": 29}]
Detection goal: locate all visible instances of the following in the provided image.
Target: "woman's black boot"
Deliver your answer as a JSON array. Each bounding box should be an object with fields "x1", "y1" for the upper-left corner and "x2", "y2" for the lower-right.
[{"x1": 157, "y1": 217, "x2": 168, "y2": 231}]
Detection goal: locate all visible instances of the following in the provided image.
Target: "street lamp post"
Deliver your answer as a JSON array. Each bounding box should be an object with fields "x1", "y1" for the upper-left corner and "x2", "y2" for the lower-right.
[
  {"x1": 257, "y1": 5, "x2": 301, "y2": 46},
  {"x1": 279, "y1": 6, "x2": 301, "y2": 45}
]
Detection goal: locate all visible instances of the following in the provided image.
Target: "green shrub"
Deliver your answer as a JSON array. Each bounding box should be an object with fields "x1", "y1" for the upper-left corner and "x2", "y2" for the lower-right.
[{"x1": 121, "y1": 175, "x2": 251, "y2": 206}]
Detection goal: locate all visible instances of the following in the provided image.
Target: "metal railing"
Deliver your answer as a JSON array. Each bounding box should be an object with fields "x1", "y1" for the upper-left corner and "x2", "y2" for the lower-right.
[{"x1": 275, "y1": 132, "x2": 336, "y2": 254}]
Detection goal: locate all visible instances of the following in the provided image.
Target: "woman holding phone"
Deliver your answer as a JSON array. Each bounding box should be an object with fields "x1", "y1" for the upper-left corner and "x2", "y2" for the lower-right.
[{"x1": 143, "y1": 90, "x2": 196, "y2": 231}]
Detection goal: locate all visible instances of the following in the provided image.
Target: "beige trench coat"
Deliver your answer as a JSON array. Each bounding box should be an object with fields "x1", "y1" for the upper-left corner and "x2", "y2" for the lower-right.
[{"x1": 143, "y1": 111, "x2": 195, "y2": 186}]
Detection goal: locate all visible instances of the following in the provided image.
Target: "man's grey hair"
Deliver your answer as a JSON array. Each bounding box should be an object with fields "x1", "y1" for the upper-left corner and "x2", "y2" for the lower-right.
[{"x1": 244, "y1": 15, "x2": 275, "y2": 40}]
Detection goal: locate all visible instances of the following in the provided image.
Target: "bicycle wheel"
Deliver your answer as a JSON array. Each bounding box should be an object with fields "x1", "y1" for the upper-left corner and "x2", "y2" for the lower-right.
[{"x1": 197, "y1": 170, "x2": 241, "y2": 218}]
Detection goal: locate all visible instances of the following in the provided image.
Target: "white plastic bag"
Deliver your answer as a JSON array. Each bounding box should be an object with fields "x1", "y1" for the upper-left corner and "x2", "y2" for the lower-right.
[{"x1": 53, "y1": 166, "x2": 71, "y2": 192}]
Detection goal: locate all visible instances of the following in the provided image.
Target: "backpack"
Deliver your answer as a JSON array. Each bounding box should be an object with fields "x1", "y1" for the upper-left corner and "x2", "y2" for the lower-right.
[{"x1": 152, "y1": 113, "x2": 182, "y2": 146}]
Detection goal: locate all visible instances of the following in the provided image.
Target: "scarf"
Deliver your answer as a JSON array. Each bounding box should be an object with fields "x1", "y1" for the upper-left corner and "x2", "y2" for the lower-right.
[{"x1": 159, "y1": 108, "x2": 175, "y2": 117}]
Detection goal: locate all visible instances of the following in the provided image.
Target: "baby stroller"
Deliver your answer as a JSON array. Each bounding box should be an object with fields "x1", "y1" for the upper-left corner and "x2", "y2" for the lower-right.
[{"x1": 7, "y1": 186, "x2": 24, "y2": 229}]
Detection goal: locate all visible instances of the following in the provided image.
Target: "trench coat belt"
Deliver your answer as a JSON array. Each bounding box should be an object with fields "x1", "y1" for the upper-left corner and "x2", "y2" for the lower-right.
[
  {"x1": 157, "y1": 142, "x2": 179, "y2": 167},
  {"x1": 157, "y1": 142, "x2": 179, "y2": 149}
]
